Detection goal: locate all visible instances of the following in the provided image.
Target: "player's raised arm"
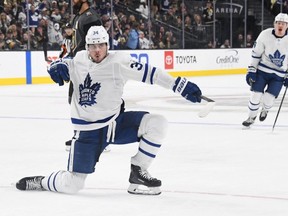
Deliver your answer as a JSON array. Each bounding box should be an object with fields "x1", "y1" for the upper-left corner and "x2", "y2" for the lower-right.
[{"x1": 119, "y1": 54, "x2": 202, "y2": 103}]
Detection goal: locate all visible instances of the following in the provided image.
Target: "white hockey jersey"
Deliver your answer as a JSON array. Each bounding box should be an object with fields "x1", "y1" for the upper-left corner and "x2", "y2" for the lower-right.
[
  {"x1": 251, "y1": 28, "x2": 288, "y2": 78},
  {"x1": 64, "y1": 51, "x2": 175, "y2": 131}
]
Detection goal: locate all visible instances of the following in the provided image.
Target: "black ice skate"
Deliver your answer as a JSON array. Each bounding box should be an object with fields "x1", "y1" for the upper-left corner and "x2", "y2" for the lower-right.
[
  {"x1": 128, "y1": 164, "x2": 161, "y2": 195},
  {"x1": 242, "y1": 116, "x2": 256, "y2": 128},
  {"x1": 259, "y1": 109, "x2": 268, "y2": 122},
  {"x1": 16, "y1": 176, "x2": 45, "y2": 191}
]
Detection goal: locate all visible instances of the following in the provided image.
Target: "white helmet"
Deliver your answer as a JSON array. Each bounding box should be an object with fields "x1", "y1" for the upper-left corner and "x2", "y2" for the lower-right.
[
  {"x1": 274, "y1": 13, "x2": 288, "y2": 23},
  {"x1": 85, "y1": 25, "x2": 109, "y2": 49}
]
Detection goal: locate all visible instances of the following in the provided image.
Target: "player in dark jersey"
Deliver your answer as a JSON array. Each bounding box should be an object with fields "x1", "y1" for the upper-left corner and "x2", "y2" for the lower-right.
[
  {"x1": 68, "y1": 0, "x2": 102, "y2": 104},
  {"x1": 65, "y1": 0, "x2": 102, "y2": 149},
  {"x1": 70, "y1": 0, "x2": 102, "y2": 57}
]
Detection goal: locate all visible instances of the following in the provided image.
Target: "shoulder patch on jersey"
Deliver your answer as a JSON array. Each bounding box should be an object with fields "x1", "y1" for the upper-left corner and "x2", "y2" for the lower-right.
[
  {"x1": 269, "y1": 50, "x2": 285, "y2": 67},
  {"x1": 79, "y1": 73, "x2": 101, "y2": 107}
]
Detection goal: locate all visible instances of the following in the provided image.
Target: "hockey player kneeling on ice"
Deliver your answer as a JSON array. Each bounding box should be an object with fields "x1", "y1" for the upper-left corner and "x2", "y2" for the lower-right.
[
  {"x1": 243, "y1": 12, "x2": 288, "y2": 128},
  {"x1": 16, "y1": 26, "x2": 202, "y2": 195}
]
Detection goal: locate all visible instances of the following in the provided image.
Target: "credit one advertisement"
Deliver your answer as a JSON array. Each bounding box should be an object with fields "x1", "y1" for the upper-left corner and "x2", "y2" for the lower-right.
[{"x1": 128, "y1": 49, "x2": 250, "y2": 76}]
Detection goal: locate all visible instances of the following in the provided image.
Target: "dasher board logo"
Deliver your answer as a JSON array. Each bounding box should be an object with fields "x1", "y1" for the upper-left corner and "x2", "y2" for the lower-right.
[{"x1": 165, "y1": 51, "x2": 174, "y2": 69}]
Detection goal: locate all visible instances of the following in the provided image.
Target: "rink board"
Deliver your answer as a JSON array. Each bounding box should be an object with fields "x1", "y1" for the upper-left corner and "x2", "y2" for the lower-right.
[{"x1": 0, "y1": 49, "x2": 251, "y2": 85}]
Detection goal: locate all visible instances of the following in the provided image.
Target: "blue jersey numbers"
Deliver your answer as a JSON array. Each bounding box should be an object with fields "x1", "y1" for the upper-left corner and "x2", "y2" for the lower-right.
[{"x1": 130, "y1": 61, "x2": 143, "y2": 71}]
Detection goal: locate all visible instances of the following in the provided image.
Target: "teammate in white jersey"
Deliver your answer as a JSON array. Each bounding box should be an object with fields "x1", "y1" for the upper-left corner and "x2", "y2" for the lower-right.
[
  {"x1": 242, "y1": 13, "x2": 288, "y2": 128},
  {"x1": 16, "y1": 26, "x2": 202, "y2": 195}
]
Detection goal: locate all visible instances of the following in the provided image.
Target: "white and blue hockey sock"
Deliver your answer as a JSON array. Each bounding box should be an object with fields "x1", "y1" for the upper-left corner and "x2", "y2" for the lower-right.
[
  {"x1": 41, "y1": 171, "x2": 87, "y2": 194},
  {"x1": 131, "y1": 114, "x2": 168, "y2": 170},
  {"x1": 248, "y1": 91, "x2": 263, "y2": 117}
]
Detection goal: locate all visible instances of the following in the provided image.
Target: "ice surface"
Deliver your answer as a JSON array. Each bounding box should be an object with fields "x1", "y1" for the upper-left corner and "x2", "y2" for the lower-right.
[{"x1": 1, "y1": 75, "x2": 288, "y2": 216}]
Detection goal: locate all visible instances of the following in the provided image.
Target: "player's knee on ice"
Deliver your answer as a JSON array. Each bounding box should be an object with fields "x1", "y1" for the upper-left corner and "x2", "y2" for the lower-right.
[{"x1": 42, "y1": 171, "x2": 87, "y2": 194}]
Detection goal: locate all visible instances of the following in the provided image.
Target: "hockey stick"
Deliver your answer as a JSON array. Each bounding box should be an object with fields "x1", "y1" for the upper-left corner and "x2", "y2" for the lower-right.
[
  {"x1": 201, "y1": 95, "x2": 215, "y2": 103},
  {"x1": 198, "y1": 95, "x2": 216, "y2": 118},
  {"x1": 272, "y1": 86, "x2": 287, "y2": 132}
]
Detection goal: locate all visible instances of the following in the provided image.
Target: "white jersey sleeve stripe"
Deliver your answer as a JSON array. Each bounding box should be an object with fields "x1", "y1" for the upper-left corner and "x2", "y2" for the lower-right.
[
  {"x1": 141, "y1": 63, "x2": 149, "y2": 83},
  {"x1": 150, "y1": 67, "x2": 156, "y2": 84},
  {"x1": 252, "y1": 55, "x2": 261, "y2": 59}
]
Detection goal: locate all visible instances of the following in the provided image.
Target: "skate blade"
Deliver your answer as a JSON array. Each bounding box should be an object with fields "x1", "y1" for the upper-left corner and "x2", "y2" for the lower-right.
[{"x1": 127, "y1": 184, "x2": 161, "y2": 195}]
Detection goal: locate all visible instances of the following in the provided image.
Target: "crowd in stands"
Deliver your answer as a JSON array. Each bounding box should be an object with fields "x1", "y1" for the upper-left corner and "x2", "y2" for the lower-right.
[
  {"x1": 269, "y1": 0, "x2": 288, "y2": 15},
  {"x1": 0, "y1": 0, "x2": 69, "y2": 51},
  {"x1": 0, "y1": 0, "x2": 272, "y2": 51}
]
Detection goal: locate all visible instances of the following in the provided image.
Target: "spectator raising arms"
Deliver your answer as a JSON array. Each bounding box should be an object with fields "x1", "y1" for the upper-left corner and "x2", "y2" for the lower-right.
[{"x1": 125, "y1": 21, "x2": 139, "y2": 49}]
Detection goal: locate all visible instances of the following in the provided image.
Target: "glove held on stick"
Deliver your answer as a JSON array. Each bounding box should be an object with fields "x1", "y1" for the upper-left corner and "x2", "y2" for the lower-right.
[{"x1": 173, "y1": 77, "x2": 202, "y2": 103}]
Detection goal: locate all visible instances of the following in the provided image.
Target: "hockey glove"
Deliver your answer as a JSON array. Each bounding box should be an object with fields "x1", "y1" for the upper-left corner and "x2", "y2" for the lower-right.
[
  {"x1": 246, "y1": 66, "x2": 257, "y2": 86},
  {"x1": 48, "y1": 59, "x2": 69, "y2": 86},
  {"x1": 173, "y1": 77, "x2": 202, "y2": 103}
]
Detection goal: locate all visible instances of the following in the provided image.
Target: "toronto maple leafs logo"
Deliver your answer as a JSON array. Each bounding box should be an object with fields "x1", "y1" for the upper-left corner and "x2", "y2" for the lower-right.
[
  {"x1": 269, "y1": 50, "x2": 285, "y2": 68},
  {"x1": 79, "y1": 73, "x2": 101, "y2": 107}
]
